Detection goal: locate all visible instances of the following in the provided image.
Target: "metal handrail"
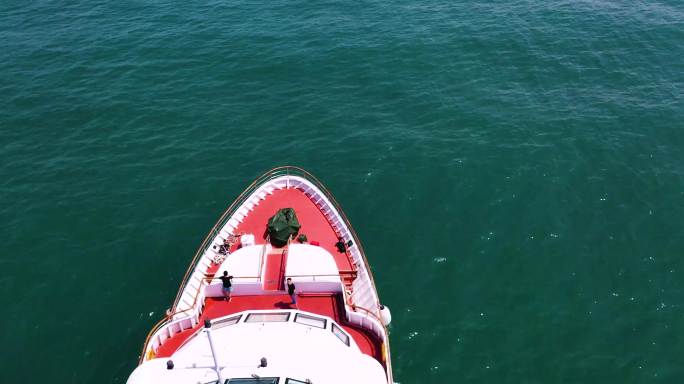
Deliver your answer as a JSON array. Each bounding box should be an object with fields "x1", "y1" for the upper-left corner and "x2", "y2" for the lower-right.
[
  {"x1": 352, "y1": 304, "x2": 394, "y2": 380},
  {"x1": 138, "y1": 278, "x2": 208, "y2": 363},
  {"x1": 351, "y1": 304, "x2": 385, "y2": 325},
  {"x1": 138, "y1": 316, "x2": 171, "y2": 363},
  {"x1": 207, "y1": 275, "x2": 262, "y2": 281}
]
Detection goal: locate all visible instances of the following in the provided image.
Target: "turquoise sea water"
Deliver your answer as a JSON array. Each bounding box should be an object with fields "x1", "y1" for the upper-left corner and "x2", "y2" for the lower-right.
[{"x1": 2, "y1": 1, "x2": 683, "y2": 382}]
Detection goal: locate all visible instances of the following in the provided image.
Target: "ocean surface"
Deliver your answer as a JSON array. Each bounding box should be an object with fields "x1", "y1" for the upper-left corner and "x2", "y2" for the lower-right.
[{"x1": 2, "y1": 1, "x2": 683, "y2": 383}]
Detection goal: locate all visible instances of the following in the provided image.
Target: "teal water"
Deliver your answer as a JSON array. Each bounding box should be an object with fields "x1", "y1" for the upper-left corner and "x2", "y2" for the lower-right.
[{"x1": 2, "y1": 1, "x2": 683, "y2": 382}]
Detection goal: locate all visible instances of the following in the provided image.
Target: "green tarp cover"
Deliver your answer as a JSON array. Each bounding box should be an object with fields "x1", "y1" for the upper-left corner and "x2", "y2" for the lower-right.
[{"x1": 267, "y1": 208, "x2": 301, "y2": 246}]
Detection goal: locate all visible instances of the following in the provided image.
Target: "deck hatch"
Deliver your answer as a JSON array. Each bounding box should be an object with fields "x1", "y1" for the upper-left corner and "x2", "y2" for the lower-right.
[
  {"x1": 245, "y1": 312, "x2": 290, "y2": 323},
  {"x1": 213, "y1": 314, "x2": 242, "y2": 329},
  {"x1": 225, "y1": 378, "x2": 279, "y2": 384},
  {"x1": 331, "y1": 323, "x2": 350, "y2": 346},
  {"x1": 294, "y1": 313, "x2": 327, "y2": 329}
]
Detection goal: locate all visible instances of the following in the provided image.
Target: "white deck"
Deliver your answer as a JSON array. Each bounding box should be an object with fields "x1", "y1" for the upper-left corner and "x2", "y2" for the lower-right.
[
  {"x1": 215, "y1": 244, "x2": 264, "y2": 283},
  {"x1": 204, "y1": 244, "x2": 345, "y2": 297},
  {"x1": 286, "y1": 244, "x2": 341, "y2": 281},
  {"x1": 128, "y1": 310, "x2": 387, "y2": 384}
]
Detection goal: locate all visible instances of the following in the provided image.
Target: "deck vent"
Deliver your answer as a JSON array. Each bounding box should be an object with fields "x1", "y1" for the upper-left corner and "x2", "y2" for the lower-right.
[
  {"x1": 166, "y1": 360, "x2": 174, "y2": 370},
  {"x1": 259, "y1": 357, "x2": 267, "y2": 367}
]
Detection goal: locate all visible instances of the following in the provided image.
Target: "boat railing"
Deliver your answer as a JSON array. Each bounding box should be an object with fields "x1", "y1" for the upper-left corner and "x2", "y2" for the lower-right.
[
  {"x1": 346, "y1": 303, "x2": 393, "y2": 377},
  {"x1": 170, "y1": 166, "x2": 382, "y2": 315},
  {"x1": 143, "y1": 166, "x2": 390, "y2": 380}
]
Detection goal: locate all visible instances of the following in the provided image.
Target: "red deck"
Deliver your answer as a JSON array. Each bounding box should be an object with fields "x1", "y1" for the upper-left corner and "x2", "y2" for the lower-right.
[
  {"x1": 262, "y1": 251, "x2": 286, "y2": 290},
  {"x1": 205, "y1": 188, "x2": 353, "y2": 276},
  {"x1": 159, "y1": 187, "x2": 382, "y2": 366},
  {"x1": 236, "y1": 188, "x2": 353, "y2": 271}
]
